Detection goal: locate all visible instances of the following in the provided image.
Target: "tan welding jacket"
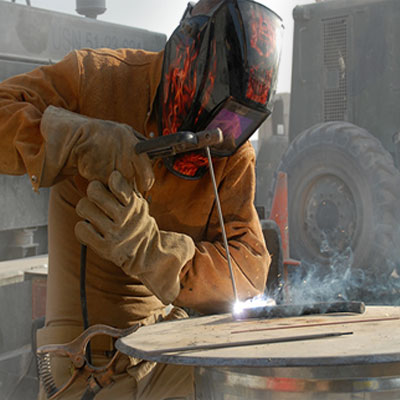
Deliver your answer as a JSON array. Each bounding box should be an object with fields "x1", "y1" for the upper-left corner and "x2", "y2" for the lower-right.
[{"x1": 0, "y1": 48, "x2": 270, "y2": 334}]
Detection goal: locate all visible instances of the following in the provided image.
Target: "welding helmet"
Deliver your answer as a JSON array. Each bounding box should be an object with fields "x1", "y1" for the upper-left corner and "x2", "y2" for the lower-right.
[{"x1": 158, "y1": 0, "x2": 284, "y2": 179}]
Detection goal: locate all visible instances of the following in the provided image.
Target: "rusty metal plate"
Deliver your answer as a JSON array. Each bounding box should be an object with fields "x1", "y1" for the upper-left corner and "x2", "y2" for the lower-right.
[{"x1": 116, "y1": 306, "x2": 400, "y2": 367}]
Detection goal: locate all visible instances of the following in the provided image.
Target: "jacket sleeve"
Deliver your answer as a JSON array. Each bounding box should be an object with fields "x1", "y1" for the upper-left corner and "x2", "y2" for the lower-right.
[
  {"x1": 0, "y1": 51, "x2": 81, "y2": 191},
  {"x1": 174, "y1": 143, "x2": 270, "y2": 314}
]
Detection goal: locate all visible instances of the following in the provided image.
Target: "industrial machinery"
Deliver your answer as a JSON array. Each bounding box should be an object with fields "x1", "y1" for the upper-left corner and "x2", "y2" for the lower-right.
[{"x1": 256, "y1": 0, "x2": 400, "y2": 303}]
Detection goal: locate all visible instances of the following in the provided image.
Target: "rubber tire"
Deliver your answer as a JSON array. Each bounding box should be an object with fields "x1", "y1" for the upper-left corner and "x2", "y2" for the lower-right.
[{"x1": 276, "y1": 122, "x2": 400, "y2": 296}]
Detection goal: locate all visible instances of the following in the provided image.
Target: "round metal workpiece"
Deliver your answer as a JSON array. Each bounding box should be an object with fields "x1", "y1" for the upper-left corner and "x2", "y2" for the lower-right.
[{"x1": 117, "y1": 306, "x2": 400, "y2": 399}]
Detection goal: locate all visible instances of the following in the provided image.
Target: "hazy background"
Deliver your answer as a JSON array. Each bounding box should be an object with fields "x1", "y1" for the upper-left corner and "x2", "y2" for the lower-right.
[{"x1": 18, "y1": 0, "x2": 313, "y2": 92}]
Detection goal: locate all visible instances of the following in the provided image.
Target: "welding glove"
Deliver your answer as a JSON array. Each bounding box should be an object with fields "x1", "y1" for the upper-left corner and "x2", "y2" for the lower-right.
[
  {"x1": 74, "y1": 170, "x2": 196, "y2": 304},
  {"x1": 39, "y1": 106, "x2": 154, "y2": 192}
]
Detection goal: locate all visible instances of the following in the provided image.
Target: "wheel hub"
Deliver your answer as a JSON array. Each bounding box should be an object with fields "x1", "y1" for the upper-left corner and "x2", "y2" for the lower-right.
[
  {"x1": 302, "y1": 174, "x2": 357, "y2": 256},
  {"x1": 316, "y1": 199, "x2": 339, "y2": 231}
]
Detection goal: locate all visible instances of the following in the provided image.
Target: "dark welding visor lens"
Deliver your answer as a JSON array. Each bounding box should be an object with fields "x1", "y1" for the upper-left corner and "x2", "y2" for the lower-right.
[
  {"x1": 205, "y1": 98, "x2": 269, "y2": 157},
  {"x1": 163, "y1": 98, "x2": 268, "y2": 180}
]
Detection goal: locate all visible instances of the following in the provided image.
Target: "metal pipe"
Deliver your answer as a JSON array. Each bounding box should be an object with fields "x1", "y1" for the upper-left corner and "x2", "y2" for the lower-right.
[
  {"x1": 234, "y1": 301, "x2": 365, "y2": 320},
  {"x1": 0, "y1": 53, "x2": 57, "y2": 66}
]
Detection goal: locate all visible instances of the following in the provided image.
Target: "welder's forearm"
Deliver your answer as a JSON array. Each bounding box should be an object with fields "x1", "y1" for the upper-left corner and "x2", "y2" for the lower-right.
[
  {"x1": 173, "y1": 145, "x2": 269, "y2": 314},
  {"x1": 174, "y1": 238, "x2": 269, "y2": 315},
  {"x1": 0, "y1": 89, "x2": 46, "y2": 189},
  {"x1": 0, "y1": 52, "x2": 80, "y2": 190}
]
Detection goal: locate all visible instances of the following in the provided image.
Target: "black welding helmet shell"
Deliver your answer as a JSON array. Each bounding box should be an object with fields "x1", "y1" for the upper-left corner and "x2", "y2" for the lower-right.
[{"x1": 158, "y1": 0, "x2": 284, "y2": 179}]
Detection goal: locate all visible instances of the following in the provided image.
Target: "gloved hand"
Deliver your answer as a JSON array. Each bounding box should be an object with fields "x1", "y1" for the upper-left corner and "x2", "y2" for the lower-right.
[
  {"x1": 74, "y1": 170, "x2": 196, "y2": 304},
  {"x1": 39, "y1": 106, "x2": 154, "y2": 192}
]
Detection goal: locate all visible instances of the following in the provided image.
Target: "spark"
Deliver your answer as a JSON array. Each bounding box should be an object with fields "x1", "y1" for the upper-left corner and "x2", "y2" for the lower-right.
[{"x1": 233, "y1": 294, "x2": 276, "y2": 316}]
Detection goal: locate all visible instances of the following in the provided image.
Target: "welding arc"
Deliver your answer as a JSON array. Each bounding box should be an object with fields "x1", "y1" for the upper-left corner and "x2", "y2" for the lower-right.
[
  {"x1": 143, "y1": 331, "x2": 353, "y2": 356},
  {"x1": 235, "y1": 301, "x2": 366, "y2": 320},
  {"x1": 206, "y1": 146, "x2": 238, "y2": 302}
]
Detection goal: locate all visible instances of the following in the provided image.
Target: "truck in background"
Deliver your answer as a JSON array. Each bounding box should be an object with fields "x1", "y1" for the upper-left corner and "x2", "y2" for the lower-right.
[{"x1": 256, "y1": 0, "x2": 400, "y2": 303}]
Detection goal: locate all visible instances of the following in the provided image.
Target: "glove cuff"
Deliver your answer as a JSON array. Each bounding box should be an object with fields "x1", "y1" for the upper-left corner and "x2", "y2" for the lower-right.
[
  {"x1": 130, "y1": 231, "x2": 196, "y2": 305},
  {"x1": 40, "y1": 106, "x2": 88, "y2": 187}
]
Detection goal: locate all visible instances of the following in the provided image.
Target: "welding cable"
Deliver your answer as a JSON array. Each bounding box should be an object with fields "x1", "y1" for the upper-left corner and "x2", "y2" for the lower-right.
[{"x1": 80, "y1": 244, "x2": 92, "y2": 363}]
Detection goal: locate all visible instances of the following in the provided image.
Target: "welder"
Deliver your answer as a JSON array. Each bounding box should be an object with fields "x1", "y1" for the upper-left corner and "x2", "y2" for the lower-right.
[{"x1": 0, "y1": 0, "x2": 283, "y2": 398}]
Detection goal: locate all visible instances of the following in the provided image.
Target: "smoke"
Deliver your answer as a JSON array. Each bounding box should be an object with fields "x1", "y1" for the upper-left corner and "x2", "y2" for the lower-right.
[
  {"x1": 232, "y1": 232, "x2": 400, "y2": 319},
  {"x1": 284, "y1": 245, "x2": 360, "y2": 305},
  {"x1": 235, "y1": 229, "x2": 400, "y2": 319},
  {"x1": 279, "y1": 236, "x2": 400, "y2": 307}
]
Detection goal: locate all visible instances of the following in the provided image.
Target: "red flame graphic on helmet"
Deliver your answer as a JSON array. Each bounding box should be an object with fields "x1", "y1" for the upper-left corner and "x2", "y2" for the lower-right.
[
  {"x1": 246, "y1": 9, "x2": 276, "y2": 105},
  {"x1": 194, "y1": 39, "x2": 217, "y2": 125},
  {"x1": 162, "y1": 33, "x2": 217, "y2": 176},
  {"x1": 172, "y1": 39, "x2": 218, "y2": 177},
  {"x1": 162, "y1": 40, "x2": 199, "y2": 136}
]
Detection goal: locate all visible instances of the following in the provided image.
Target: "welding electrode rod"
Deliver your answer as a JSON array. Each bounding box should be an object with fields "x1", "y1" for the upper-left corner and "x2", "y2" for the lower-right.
[
  {"x1": 144, "y1": 331, "x2": 353, "y2": 356},
  {"x1": 206, "y1": 146, "x2": 238, "y2": 303}
]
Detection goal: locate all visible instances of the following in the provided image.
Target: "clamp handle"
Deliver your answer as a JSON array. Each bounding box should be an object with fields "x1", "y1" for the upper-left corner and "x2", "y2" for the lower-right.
[{"x1": 37, "y1": 324, "x2": 140, "y2": 399}]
